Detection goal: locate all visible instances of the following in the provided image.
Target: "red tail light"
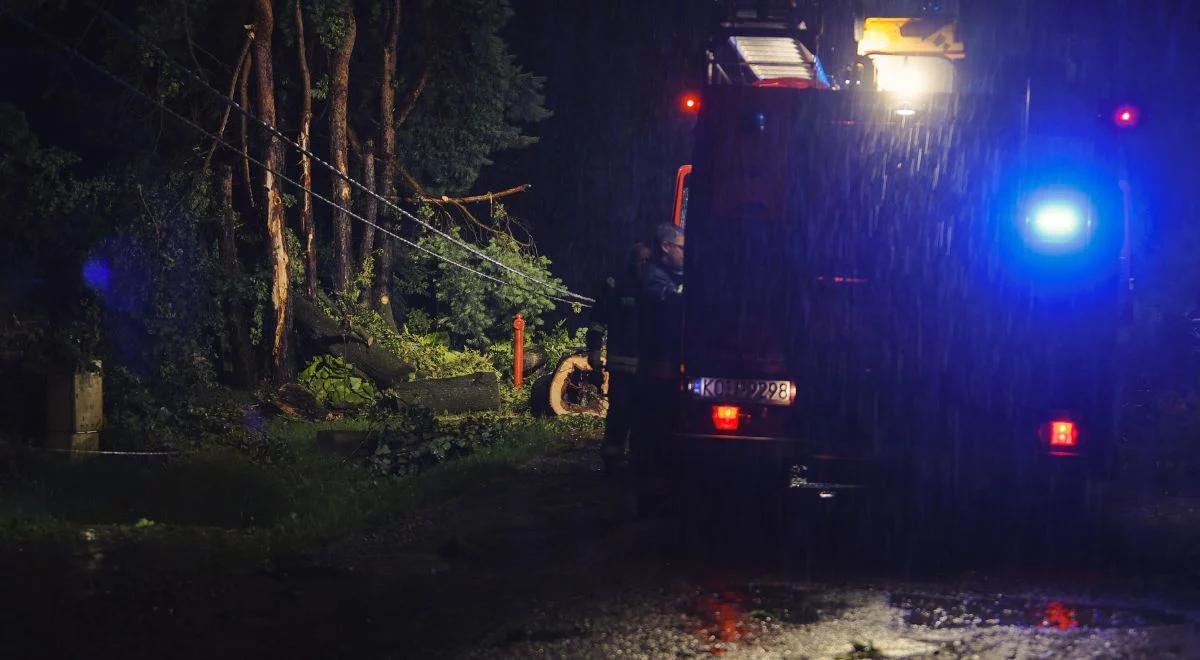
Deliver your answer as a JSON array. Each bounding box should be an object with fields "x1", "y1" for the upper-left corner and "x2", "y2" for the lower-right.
[
  {"x1": 1049, "y1": 420, "x2": 1078, "y2": 447},
  {"x1": 681, "y1": 92, "x2": 701, "y2": 113},
  {"x1": 712, "y1": 405, "x2": 740, "y2": 431}
]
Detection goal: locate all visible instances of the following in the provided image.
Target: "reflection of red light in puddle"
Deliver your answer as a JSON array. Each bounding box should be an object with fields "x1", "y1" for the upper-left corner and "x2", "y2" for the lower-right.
[
  {"x1": 1042, "y1": 601, "x2": 1079, "y2": 629},
  {"x1": 694, "y1": 591, "x2": 746, "y2": 653}
]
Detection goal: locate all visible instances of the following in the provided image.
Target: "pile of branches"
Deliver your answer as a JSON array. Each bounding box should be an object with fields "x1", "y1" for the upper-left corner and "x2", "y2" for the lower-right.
[{"x1": 361, "y1": 396, "x2": 520, "y2": 477}]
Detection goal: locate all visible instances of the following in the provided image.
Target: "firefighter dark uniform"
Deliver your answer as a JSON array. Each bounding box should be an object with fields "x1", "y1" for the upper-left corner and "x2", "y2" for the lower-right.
[
  {"x1": 586, "y1": 274, "x2": 640, "y2": 471},
  {"x1": 632, "y1": 259, "x2": 684, "y2": 497}
]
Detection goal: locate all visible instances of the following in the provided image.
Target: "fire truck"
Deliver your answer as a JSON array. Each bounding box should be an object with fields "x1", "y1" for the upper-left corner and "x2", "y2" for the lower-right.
[{"x1": 656, "y1": 0, "x2": 1126, "y2": 517}]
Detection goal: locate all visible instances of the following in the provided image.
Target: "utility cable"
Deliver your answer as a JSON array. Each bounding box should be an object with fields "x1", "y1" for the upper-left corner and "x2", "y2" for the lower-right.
[
  {"x1": 3, "y1": 10, "x2": 590, "y2": 309},
  {"x1": 83, "y1": 1, "x2": 595, "y2": 304}
]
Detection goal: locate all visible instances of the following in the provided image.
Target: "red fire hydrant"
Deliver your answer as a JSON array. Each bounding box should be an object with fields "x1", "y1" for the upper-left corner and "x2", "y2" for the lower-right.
[{"x1": 512, "y1": 313, "x2": 525, "y2": 390}]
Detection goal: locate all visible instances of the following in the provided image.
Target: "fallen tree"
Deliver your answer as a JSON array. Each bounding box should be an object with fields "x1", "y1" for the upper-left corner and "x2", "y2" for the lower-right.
[
  {"x1": 384, "y1": 372, "x2": 501, "y2": 414},
  {"x1": 292, "y1": 295, "x2": 412, "y2": 388}
]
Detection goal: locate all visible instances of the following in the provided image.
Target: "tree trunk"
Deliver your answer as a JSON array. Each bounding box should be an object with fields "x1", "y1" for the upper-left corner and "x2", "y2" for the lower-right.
[
  {"x1": 385, "y1": 372, "x2": 502, "y2": 414},
  {"x1": 374, "y1": 0, "x2": 401, "y2": 329},
  {"x1": 238, "y1": 46, "x2": 255, "y2": 209},
  {"x1": 330, "y1": 5, "x2": 357, "y2": 293},
  {"x1": 294, "y1": 0, "x2": 317, "y2": 301},
  {"x1": 292, "y1": 295, "x2": 412, "y2": 387},
  {"x1": 252, "y1": 0, "x2": 295, "y2": 384},
  {"x1": 220, "y1": 166, "x2": 257, "y2": 388},
  {"x1": 359, "y1": 138, "x2": 378, "y2": 270}
]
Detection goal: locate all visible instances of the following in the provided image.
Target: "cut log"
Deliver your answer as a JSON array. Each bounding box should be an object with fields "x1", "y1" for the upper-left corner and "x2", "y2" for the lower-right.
[
  {"x1": 549, "y1": 354, "x2": 608, "y2": 417},
  {"x1": 532, "y1": 353, "x2": 608, "y2": 417},
  {"x1": 292, "y1": 295, "x2": 412, "y2": 387},
  {"x1": 386, "y1": 372, "x2": 501, "y2": 414}
]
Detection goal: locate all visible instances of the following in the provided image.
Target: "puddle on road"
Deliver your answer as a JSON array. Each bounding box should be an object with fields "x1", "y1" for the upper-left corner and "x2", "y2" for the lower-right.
[
  {"x1": 892, "y1": 592, "x2": 1187, "y2": 630},
  {"x1": 688, "y1": 583, "x2": 849, "y2": 654}
]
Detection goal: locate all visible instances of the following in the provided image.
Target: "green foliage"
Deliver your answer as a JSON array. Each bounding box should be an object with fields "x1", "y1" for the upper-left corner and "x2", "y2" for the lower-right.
[
  {"x1": 351, "y1": 253, "x2": 375, "y2": 302},
  {"x1": 0, "y1": 105, "x2": 111, "y2": 228},
  {"x1": 298, "y1": 355, "x2": 379, "y2": 409},
  {"x1": 249, "y1": 277, "x2": 269, "y2": 347},
  {"x1": 305, "y1": 0, "x2": 355, "y2": 51},
  {"x1": 0, "y1": 105, "x2": 112, "y2": 369},
  {"x1": 485, "y1": 320, "x2": 585, "y2": 380},
  {"x1": 397, "y1": 0, "x2": 550, "y2": 194},
  {"x1": 321, "y1": 294, "x2": 496, "y2": 381},
  {"x1": 386, "y1": 328, "x2": 497, "y2": 381},
  {"x1": 311, "y1": 75, "x2": 331, "y2": 102},
  {"x1": 105, "y1": 366, "x2": 292, "y2": 463},
  {"x1": 403, "y1": 308, "x2": 434, "y2": 335},
  {"x1": 361, "y1": 407, "x2": 591, "y2": 478},
  {"x1": 535, "y1": 323, "x2": 589, "y2": 374},
  {"x1": 285, "y1": 228, "x2": 305, "y2": 287},
  {"x1": 406, "y1": 205, "x2": 564, "y2": 349},
  {"x1": 94, "y1": 174, "x2": 284, "y2": 457},
  {"x1": 95, "y1": 176, "x2": 225, "y2": 389}
]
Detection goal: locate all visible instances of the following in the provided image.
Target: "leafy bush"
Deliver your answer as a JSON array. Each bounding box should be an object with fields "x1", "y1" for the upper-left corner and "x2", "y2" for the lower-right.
[
  {"x1": 298, "y1": 355, "x2": 379, "y2": 409},
  {"x1": 534, "y1": 323, "x2": 589, "y2": 373},
  {"x1": 321, "y1": 295, "x2": 497, "y2": 381},
  {"x1": 404, "y1": 204, "x2": 574, "y2": 349},
  {"x1": 105, "y1": 366, "x2": 292, "y2": 464},
  {"x1": 361, "y1": 406, "x2": 592, "y2": 478},
  {"x1": 95, "y1": 176, "x2": 280, "y2": 456},
  {"x1": 387, "y1": 329, "x2": 498, "y2": 381}
]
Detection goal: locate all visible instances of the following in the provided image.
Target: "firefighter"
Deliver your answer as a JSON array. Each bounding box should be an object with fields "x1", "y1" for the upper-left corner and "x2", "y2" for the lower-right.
[
  {"x1": 587, "y1": 242, "x2": 652, "y2": 475},
  {"x1": 631, "y1": 223, "x2": 685, "y2": 511}
]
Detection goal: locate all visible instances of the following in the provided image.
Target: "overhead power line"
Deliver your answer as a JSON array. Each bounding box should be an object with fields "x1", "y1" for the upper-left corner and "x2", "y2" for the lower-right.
[
  {"x1": 82, "y1": 1, "x2": 595, "y2": 305},
  {"x1": 2, "y1": 9, "x2": 590, "y2": 309}
]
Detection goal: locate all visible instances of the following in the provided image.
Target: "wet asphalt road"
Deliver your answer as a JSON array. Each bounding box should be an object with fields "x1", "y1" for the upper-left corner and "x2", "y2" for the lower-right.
[
  {"x1": 335, "y1": 446, "x2": 1200, "y2": 659},
  {"x1": 7, "y1": 442, "x2": 1200, "y2": 658}
]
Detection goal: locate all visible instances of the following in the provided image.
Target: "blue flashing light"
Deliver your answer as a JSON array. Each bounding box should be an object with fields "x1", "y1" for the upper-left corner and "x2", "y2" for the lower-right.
[
  {"x1": 1021, "y1": 189, "x2": 1094, "y2": 255},
  {"x1": 997, "y1": 159, "x2": 1124, "y2": 291},
  {"x1": 1031, "y1": 203, "x2": 1083, "y2": 243},
  {"x1": 82, "y1": 258, "x2": 111, "y2": 291}
]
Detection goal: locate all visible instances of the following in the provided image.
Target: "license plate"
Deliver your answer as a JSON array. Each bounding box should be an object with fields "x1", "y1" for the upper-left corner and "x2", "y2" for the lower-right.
[{"x1": 691, "y1": 377, "x2": 794, "y2": 406}]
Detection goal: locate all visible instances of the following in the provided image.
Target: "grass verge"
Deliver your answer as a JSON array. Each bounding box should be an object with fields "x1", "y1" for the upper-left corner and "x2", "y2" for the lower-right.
[{"x1": 0, "y1": 413, "x2": 601, "y2": 568}]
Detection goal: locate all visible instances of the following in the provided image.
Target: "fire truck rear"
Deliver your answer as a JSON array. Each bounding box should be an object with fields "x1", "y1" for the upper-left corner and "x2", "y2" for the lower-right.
[{"x1": 657, "y1": 1, "x2": 1125, "y2": 510}]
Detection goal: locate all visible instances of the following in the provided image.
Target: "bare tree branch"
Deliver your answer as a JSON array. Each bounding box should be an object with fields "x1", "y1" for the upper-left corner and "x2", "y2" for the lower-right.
[
  {"x1": 203, "y1": 27, "x2": 253, "y2": 172},
  {"x1": 417, "y1": 184, "x2": 531, "y2": 205},
  {"x1": 395, "y1": 67, "x2": 429, "y2": 130}
]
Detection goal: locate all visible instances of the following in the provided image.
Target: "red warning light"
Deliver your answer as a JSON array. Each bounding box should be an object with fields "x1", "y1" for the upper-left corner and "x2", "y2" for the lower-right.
[
  {"x1": 681, "y1": 92, "x2": 701, "y2": 114},
  {"x1": 1049, "y1": 420, "x2": 1078, "y2": 447},
  {"x1": 712, "y1": 405, "x2": 740, "y2": 431},
  {"x1": 1113, "y1": 104, "x2": 1139, "y2": 128}
]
